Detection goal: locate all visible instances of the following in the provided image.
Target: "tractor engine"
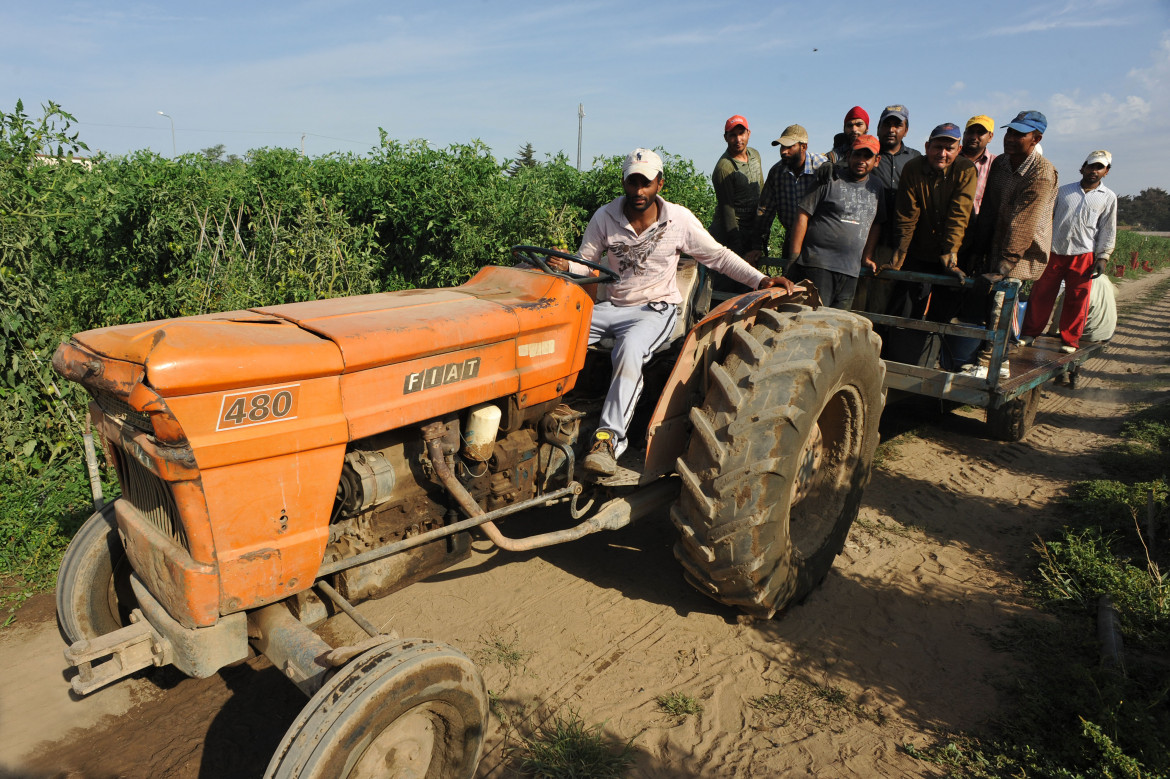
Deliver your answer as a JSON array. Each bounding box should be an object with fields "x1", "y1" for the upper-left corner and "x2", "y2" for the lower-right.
[{"x1": 318, "y1": 399, "x2": 584, "y2": 608}]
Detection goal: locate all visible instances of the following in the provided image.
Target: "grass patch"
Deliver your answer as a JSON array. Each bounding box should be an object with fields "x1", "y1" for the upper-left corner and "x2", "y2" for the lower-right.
[
  {"x1": 656, "y1": 691, "x2": 703, "y2": 717},
  {"x1": 512, "y1": 709, "x2": 635, "y2": 778},
  {"x1": 474, "y1": 624, "x2": 535, "y2": 691}
]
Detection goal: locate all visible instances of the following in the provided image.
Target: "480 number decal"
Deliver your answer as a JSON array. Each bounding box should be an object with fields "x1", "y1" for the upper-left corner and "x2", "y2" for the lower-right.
[{"x1": 217, "y1": 385, "x2": 300, "y2": 430}]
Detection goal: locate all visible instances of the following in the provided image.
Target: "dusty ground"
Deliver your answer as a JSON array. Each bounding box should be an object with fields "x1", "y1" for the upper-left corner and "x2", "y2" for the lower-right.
[{"x1": 2, "y1": 269, "x2": 1168, "y2": 778}]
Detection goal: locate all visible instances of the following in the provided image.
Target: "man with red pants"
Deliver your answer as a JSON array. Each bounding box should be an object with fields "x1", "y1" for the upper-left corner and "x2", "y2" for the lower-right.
[{"x1": 1019, "y1": 150, "x2": 1117, "y2": 353}]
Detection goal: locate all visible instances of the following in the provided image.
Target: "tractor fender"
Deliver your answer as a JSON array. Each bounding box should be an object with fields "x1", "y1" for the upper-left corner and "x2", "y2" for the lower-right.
[{"x1": 642, "y1": 286, "x2": 822, "y2": 480}]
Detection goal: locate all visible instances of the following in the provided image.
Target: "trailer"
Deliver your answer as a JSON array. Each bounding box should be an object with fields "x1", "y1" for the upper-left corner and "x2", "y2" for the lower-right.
[{"x1": 853, "y1": 268, "x2": 1105, "y2": 441}]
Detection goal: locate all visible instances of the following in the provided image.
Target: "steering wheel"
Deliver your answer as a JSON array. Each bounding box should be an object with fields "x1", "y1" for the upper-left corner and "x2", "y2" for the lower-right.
[{"x1": 511, "y1": 245, "x2": 620, "y2": 286}]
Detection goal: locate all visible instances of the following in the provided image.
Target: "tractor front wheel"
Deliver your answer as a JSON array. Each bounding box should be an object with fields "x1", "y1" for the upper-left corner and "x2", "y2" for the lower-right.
[
  {"x1": 56, "y1": 502, "x2": 136, "y2": 644},
  {"x1": 266, "y1": 638, "x2": 488, "y2": 779},
  {"x1": 671, "y1": 306, "x2": 885, "y2": 618}
]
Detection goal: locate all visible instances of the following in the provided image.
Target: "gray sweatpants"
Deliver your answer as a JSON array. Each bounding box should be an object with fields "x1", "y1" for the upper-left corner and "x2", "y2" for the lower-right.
[{"x1": 588, "y1": 301, "x2": 679, "y2": 457}]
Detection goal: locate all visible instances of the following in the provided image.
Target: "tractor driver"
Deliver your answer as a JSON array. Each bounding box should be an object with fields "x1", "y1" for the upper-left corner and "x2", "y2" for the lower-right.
[{"x1": 548, "y1": 148, "x2": 795, "y2": 477}]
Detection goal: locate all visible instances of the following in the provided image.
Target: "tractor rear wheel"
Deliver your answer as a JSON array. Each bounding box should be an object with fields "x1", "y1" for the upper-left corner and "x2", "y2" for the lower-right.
[
  {"x1": 56, "y1": 502, "x2": 136, "y2": 644},
  {"x1": 266, "y1": 638, "x2": 487, "y2": 779},
  {"x1": 671, "y1": 306, "x2": 885, "y2": 618}
]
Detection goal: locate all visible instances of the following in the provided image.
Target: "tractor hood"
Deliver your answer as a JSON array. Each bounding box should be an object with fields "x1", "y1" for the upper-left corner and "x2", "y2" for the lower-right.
[
  {"x1": 65, "y1": 310, "x2": 346, "y2": 396},
  {"x1": 254, "y1": 286, "x2": 523, "y2": 374},
  {"x1": 59, "y1": 268, "x2": 567, "y2": 397}
]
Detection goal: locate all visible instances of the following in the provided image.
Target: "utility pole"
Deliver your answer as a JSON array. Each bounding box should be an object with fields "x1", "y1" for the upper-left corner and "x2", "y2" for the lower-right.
[
  {"x1": 577, "y1": 103, "x2": 585, "y2": 171},
  {"x1": 156, "y1": 111, "x2": 176, "y2": 157}
]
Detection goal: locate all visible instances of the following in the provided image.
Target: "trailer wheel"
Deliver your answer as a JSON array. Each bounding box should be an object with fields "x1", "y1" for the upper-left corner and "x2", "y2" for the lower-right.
[
  {"x1": 987, "y1": 386, "x2": 1040, "y2": 442},
  {"x1": 266, "y1": 638, "x2": 487, "y2": 779},
  {"x1": 56, "y1": 502, "x2": 136, "y2": 644},
  {"x1": 671, "y1": 306, "x2": 885, "y2": 618}
]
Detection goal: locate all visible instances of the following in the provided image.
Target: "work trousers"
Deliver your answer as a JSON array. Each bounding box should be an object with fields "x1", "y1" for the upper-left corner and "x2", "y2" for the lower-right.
[
  {"x1": 589, "y1": 301, "x2": 679, "y2": 456},
  {"x1": 787, "y1": 264, "x2": 858, "y2": 310},
  {"x1": 1021, "y1": 251, "x2": 1094, "y2": 348}
]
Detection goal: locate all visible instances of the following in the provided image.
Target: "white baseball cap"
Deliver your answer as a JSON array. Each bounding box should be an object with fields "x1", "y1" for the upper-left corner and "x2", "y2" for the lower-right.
[
  {"x1": 1084, "y1": 149, "x2": 1112, "y2": 167},
  {"x1": 622, "y1": 148, "x2": 663, "y2": 181}
]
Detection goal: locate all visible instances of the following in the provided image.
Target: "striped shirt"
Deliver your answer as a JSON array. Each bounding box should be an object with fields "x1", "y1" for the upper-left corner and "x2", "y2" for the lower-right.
[
  {"x1": 754, "y1": 151, "x2": 828, "y2": 253},
  {"x1": 964, "y1": 149, "x2": 996, "y2": 214},
  {"x1": 1051, "y1": 181, "x2": 1117, "y2": 259}
]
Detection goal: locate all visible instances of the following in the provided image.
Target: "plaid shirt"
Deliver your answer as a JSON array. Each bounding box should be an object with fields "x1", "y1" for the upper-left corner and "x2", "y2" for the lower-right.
[
  {"x1": 754, "y1": 151, "x2": 828, "y2": 254},
  {"x1": 979, "y1": 150, "x2": 1058, "y2": 281}
]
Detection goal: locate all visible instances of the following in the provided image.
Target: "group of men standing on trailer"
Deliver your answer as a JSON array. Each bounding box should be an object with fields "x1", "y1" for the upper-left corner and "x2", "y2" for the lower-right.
[{"x1": 546, "y1": 104, "x2": 1118, "y2": 477}]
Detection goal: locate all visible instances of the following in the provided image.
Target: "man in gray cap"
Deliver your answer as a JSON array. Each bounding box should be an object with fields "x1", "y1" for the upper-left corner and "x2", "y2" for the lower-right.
[
  {"x1": 748, "y1": 123, "x2": 828, "y2": 267},
  {"x1": 856, "y1": 104, "x2": 921, "y2": 311},
  {"x1": 873, "y1": 104, "x2": 921, "y2": 254}
]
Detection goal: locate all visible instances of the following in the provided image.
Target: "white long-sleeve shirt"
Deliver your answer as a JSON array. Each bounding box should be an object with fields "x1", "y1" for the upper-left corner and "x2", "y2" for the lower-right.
[
  {"x1": 574, "y1": 196, "x2": 765, "y2": 306},
  {"x1": 1050, "y1": 181, "x2": 1117, "y2": 259}
]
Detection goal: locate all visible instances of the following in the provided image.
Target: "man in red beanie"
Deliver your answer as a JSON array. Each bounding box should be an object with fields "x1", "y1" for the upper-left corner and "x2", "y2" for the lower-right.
[{"x1": 826, "y1": 106, "x2": 869, "y2": 168}]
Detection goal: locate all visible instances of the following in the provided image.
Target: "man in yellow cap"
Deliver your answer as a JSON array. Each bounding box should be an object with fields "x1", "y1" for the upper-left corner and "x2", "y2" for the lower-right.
[{"x1": 960, "y1": 115, "x2": 996, "y2": 214}]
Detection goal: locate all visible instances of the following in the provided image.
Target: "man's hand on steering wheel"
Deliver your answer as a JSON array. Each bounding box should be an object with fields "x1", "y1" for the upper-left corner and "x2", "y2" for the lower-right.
[{"x1": 511, "y1": 245, "x2": 620, "y2": 286}]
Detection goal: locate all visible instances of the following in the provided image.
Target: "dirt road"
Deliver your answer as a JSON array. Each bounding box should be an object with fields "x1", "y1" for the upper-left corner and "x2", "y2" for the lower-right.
[{"x1": 3, "y1": 270, "x2": 1167, "y2": 778}]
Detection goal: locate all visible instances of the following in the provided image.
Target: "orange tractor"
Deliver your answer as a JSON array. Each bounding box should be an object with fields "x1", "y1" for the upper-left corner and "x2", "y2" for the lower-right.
[{"x1": 53, "y1": 247, "x2": 884, "y2": 777}]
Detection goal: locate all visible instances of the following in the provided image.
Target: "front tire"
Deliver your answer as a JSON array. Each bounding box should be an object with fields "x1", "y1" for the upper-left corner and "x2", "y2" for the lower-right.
[
  {"x1": 56, "y1": 502, "x2": 135, "y2": 644},
  {"x1": 671, "y1": 306, "x2": 885, "y2": 618},
  {"x1": 266, "y1": 638, "x2": 488, "y2": 779}
]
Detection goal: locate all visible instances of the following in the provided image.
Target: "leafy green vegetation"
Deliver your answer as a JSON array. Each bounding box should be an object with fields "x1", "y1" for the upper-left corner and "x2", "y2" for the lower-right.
[
  {"x1": 1118, "y1": 187, "x2": 1170, "y2": 232},
  {"x1": 907, "y1": 400, "x2": 1170, "y2": 777},
  {"x1": 1113, "y1": 229, "x2": 1170, "y2": 276},
  {"x1": 0, "y1": 99, "x2": 722, "y2": 600}
]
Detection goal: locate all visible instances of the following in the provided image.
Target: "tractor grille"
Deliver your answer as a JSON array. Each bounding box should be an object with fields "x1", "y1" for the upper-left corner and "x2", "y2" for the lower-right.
[
  {"x1": 115, "y1": 447, "x2": 189, "y2": 550},
  {"x1": 94, "y1": 390, "x2": 153, "y2": 434}
]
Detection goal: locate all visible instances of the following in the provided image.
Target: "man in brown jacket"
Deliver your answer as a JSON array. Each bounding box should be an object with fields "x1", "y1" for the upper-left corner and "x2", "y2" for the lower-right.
[{"x1": 881, "y1": 122, "x2": 977, "y2": 366}]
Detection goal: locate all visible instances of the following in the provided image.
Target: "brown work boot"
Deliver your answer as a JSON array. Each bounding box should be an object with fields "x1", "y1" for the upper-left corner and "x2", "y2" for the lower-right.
[{"x1": 583, "y1": 430, "x2": 617, "y2": 476}]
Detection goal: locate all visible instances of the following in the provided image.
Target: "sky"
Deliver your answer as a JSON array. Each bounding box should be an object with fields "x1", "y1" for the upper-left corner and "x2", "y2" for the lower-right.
[{"x1": 3, "y1": 0, "x2": 1169, "y2": 197}]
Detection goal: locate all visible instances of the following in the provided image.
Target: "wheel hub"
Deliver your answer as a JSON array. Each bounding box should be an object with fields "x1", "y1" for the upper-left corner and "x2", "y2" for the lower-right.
[
  {"x1": 792, "y1": 422, "x2": 824, "y2": 505},
  {"x1": 351, "y1": 707, "x2": 437, "y2": 779}
]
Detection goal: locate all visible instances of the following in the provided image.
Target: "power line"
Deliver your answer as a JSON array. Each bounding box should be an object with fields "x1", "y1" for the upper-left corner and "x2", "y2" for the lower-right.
[{"x1": 76, "y1": 120, "x2": 371, "y2": 147}]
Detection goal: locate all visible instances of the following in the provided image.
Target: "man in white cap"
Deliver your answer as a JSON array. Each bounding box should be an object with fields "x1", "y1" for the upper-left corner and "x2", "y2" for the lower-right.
[
  {"x1": 549, "y1": 148, "x2": 794, "y2": 476},
  {"x1": 1019, "y1": 149, "x2": 1117, "y2": 353}
]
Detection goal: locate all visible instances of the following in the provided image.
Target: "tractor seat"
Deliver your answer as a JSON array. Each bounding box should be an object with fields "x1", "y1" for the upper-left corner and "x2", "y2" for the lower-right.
[{"x1": 591, "y1": 259, "x2": 708, "y2": 354}]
